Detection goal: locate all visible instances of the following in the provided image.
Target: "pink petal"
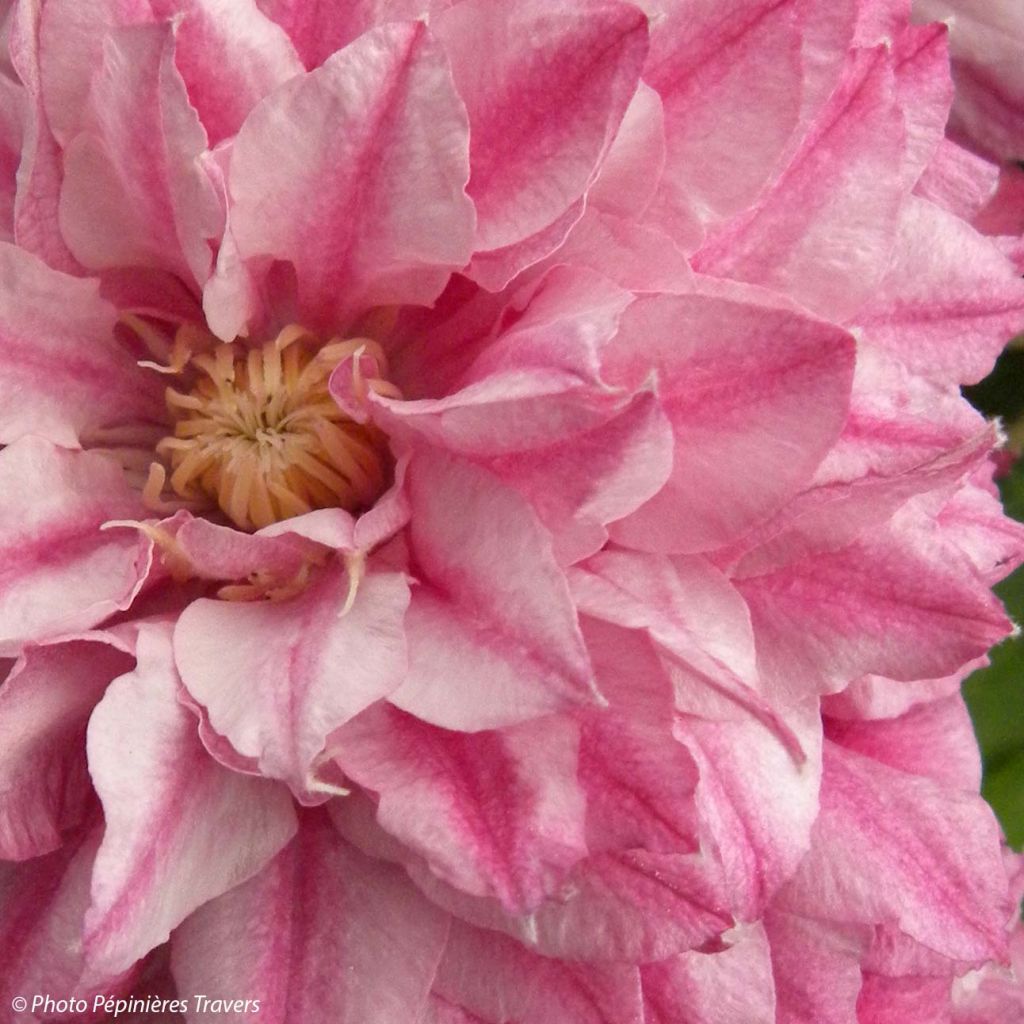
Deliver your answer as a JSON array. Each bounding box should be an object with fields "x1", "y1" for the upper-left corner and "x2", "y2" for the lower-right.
[
  {"x1": 678, "y1": 702, "x2": 823, "y2": 919},
  {"x1": 733, "y1": 511, "x2": 1012, "y2": 700},
  {"x1": 822, "y1": 665, "x2": 971, "y2": 723},
  {"x1": 974, "y1": 163, "x2": 1024, "y2": 238},
  {"x1": 171, "y1": 814, "x2": 449, "y2": 1024},
  {"x1": 0, "y1": 829, "x2": 131, "y2": 1010},
  {"x1": 432, "y1": 0, "x2": 647, "y2": 253},
  {"x1": 390, "y1": 448, "x2": 598, "y2": 730},
  {"x1": 641, "y1": 924, "x2": 775, "y2": 1024},
  {"x1": 85, "y1": 622, "x2": 297, "y2": 976},
  {"x1": 175, "y1": 563, "x2": 410, "y2": 800},
  {"x1": 337, "y1": 751, "x2": 732, "y2": 963},
  {"x1": 170, "y1": 514, "x2": 318, "y2": 583},
  {"x1": 826, "y1": 693, "x2": 983, "y2": 792},
  {"x1": 605, "y1": 285, "x2": 855, "y2": 554},
  {"x1": 725, "y1": 396, "x2": 997, "y2": 581},
  {"x1": 857, "y1": 973, "x2": 955, "y2": 1024},
  {"x1": 855, "y1": 196, "x2": 1024, "y2": 385},
  {"x1": 149, "y1": 0, "x2": 304, "y2": 146},
  {"x1": 0, "y1": 243, "x2": 164, "y2": 447},
  {"x1": 466, "y1": 198, "x2": 587, "y2": 292},
  {"x1": 254, "y1": 0, "x2": 450, "y2": 70},
  {"x1": 37, "y1": 0, "x2": 152, "y2": 148},
  {"x1": 490, "y1": 392, "x2": 674, "y2": 566},
  {"x1": 258, "y1": 452, "x2": 411, "y2": 553},
  {"x1": 364, "y1": 267, "x2": 632, "y2": 457},
  {"x1": 570, "y1": 552, "x2": 811, "y2": 771},
  {"x1": 893, "y1": 22, "x2": 954, "y2": 188},
  {"x1": 0, "y1": 75, "x2": 24, "y2": 242},
  {"x1": 589, "y1": 82, "x2": 666, "y2": 220},
  {"x1": 333, "y1": 703, "x2": 586, "y2": 911},
  {"x1": 433, "y1": 919, "x2": 644, "y2": 1024},
  {"x1": 938, "y1": 470, "x2": 1024, "y2": 584},
  {"x1": 0, "y1": 632, "x2": 132, "y2": 860},
  {"x1": 778, "y1": 741, "x2": 1013, "y2": 965},
  {"x1": 916, "y1": 0, "x2": 1024, "y2": 162},
  {"x1": 0, "y1": 439, "x2": 151, "y2": 656},
  {"x1": 222, "y1": 21, "x2": 474, "y2": 333},
  {"x1": 58, "y1": 22, "x2": 222, "y2": 287},
  {"x1": 645, "y1": 0, "x2": 803, "y2": 232},
  {"x1": 696, "y1": 47, "x2": 906, "y2": 322},
  {"x1": 916, "y1": 137, "x2": 1000, "y2": 220},
  {"x1": 570, "y1": 550, "x2": 762, "y2": 712},
  {"x1": 765, "y1": 911, "x2": 866, "y2": 1024},
  {"x1": 8, "y1": 0, "x2": 83, "y2": 273},
  {"x1": 410, "y1": 841, "x2": 734, "y2": 964}
]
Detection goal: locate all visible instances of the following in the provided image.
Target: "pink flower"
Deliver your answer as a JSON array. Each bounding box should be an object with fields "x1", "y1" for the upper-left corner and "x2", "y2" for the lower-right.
[{"x1": 0, "y1": 0, "x2": 1022, "y2": 1021}]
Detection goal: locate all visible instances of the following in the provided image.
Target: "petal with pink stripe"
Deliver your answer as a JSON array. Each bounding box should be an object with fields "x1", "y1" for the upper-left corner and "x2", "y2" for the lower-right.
[
  {"x1": 0, "y1": 439, "x2": 151, "y2": 657},
  {"x1": 84, "y1": 623, "x2": 297, "y2": 977},
  {"x1": 171, "y1": 814, "x2": 449, "y2": 1024},
  {"x1": 175, "y1": 563, "x2": 410, "y2": 800},
  {"x1": 333, "y1": 703, "x2": 586, "y2": 911},
  {"x1": 0, "y1": 632, "x2": 133, "y2": 860}
]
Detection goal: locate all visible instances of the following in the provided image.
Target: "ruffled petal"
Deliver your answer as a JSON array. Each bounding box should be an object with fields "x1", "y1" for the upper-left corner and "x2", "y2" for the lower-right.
[
  {"x1": 391, "y1": 448, "x2": 598, "y2": 730},
  {"x1": 254, "y1": 0, "x2": 449, "y2": 70},
  {"x1": 644, "y1": 0, "x2": 804, "y2": 236},
  {"x1": 0, "y1": 632, "x2": 132, "y2": 860},
  {"x1": 0, "y1": 439, "x2": 150, "y2": 656},
  {"x1": 175, "y1": 563, "x2": 410, "y2": 800},
  {"x1": 0, "y1": 244, "x2": 164, "y2": 447},
  {"x1": 605, "y1": 284, "x2": 855, "y2": 554},
  {"x1": 432, "y1": 919, "x2": 644, "y2": 1024},
  {"x1": 778, "y1": 740, "x2": 1012, "y2": 966},
  {"x1": 854, "y1": 196, "x2": 1024, "y2": 384},
  {"x1": 431, "y1": 0, "x2": 647, "y2": 255},
  {"x1": 641, "y1": 924, "x2": 776, "y2": 1024},
  {"x1": 333, "y1": 703, "x2": 586, "y2": 911},
  {"x1": 58, "y1": 22, "x2": 222, "y2": 286},
  {"x1": 696, "y1": 47, "x2": 906, "y2": 322},
  {"x1": 84, "y1": 623, "x2": 298, "y2": 977},
  {"x1": 170, "y1": 814, "x2": 449, "y2": 1024},
  {"x1": 734, "y1": 507, "x2": 1013, "y2": 700},
  {"x1": 150, "y1": 0, "x2": 303, "y2": 145},
  {"x1": 217, "y1": 21, "x2": 474, "y2": 335}
]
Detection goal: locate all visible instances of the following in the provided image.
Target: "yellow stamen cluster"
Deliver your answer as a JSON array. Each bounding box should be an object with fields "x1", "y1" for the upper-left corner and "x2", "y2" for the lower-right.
[{"x1": 149, "y1": 328, "x2": 393, "y2": 531}]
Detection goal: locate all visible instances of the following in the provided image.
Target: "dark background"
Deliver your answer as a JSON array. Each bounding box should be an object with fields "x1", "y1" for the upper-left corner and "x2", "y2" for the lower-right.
[{"x1": 964, "y1": 346, "x2": 1024, "y2": 848}]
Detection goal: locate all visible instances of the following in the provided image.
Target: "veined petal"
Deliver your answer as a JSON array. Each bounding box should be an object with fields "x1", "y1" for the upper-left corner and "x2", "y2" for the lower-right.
[
  {"x1": 58, "y1": 22, "x2": 222, "y2": 286},
  {"x1": 778, "y1": 740, "x2": 1012, "y2": 966},
  {"x1": 0, "y1": 632, "x2": 133, "y2": 860},
  {"x1": 390, "y1": 448, "x2": 598, "y2": 730},
  {"x1": 0, "y1": 242, "x2": 164, "y2": 447},
  {"x1": 220, "y1": 21, "x2": 474, "y2": 334},
  {"x1": 84, "y1": 623, "x2": 297, "y2": 977},
  {"x1": 333, "y1": 704, "x2": 587, "y2": 912},
  {"x1": 0, "y1": 439, "x2": 151, "y2": 657},
  {"x1": 175, "y1": 562, "x2": 410, "y2": 801},
  {"x1": 170, "y1": 814, "x2": 449, "y2": 1024},
  {"x1": 432, "y1": 0, "x2": 648, "y2": 253}
]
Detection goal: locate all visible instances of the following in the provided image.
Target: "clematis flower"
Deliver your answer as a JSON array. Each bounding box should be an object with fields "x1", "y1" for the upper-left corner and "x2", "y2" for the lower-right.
[{"x1": 0, "y1": 0, "x2": 1023, "y2": 1022}]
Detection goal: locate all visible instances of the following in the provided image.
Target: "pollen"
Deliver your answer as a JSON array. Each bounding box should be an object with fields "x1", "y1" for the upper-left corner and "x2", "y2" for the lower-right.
[{"x1": 150, "y1": 326, "x2": 394, "y2": 532}]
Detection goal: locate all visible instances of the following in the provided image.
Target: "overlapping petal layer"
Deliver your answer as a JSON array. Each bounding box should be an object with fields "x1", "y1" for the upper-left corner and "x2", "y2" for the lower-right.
[{"x1": 0, "y1": 0, "x2": 1020, "y2": 1021}]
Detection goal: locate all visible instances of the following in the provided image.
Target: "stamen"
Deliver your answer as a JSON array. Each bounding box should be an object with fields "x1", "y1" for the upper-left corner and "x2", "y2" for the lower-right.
[{"x1": 148, "y1": 324, "x2": 397, "y2": 532}]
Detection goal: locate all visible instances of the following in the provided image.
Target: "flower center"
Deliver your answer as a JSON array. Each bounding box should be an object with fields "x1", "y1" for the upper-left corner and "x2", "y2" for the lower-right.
[{"x1": 149, "y1": 327, "x2": 392, "y2": 531}]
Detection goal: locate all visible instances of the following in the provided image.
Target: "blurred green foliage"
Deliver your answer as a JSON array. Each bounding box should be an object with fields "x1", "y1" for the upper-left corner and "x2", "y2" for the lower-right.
[{"x1": 964, "y1": 349, "x2": 1024, "y2": 849}]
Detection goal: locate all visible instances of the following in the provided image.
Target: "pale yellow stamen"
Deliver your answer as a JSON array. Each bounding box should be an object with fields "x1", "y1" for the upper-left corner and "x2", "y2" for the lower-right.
[
  {"x1": 147, "y1": 325, "x2": 395, "y2": 532},
  {"x1": 101, "y1": 520, "x2": 194, "y2": 582}
]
